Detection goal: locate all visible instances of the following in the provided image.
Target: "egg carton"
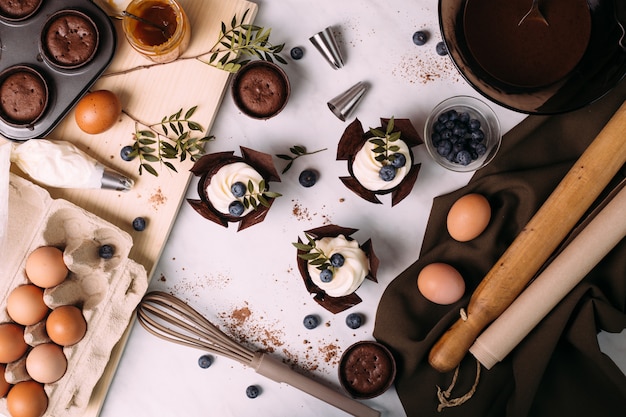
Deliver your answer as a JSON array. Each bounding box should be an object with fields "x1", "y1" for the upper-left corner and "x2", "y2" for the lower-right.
[{"x1": 0, "y1": 173, "x2": 148, "y2": 417}]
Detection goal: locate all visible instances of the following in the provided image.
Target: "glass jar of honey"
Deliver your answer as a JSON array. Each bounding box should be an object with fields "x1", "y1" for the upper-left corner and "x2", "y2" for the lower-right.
[{"x1": 122, "y1": 0, "x2": 191, "y2": 63}]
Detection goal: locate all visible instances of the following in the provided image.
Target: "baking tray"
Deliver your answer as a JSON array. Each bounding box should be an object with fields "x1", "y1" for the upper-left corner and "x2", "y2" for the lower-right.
[{"x1": 0, "y1": 0, "x2": 115, "y2": 141}]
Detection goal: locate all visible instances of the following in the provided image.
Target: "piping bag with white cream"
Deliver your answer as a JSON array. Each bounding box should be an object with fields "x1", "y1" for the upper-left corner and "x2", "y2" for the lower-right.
[{"x1": 9, "y1": 139, "x2": 133, "y2": 191}]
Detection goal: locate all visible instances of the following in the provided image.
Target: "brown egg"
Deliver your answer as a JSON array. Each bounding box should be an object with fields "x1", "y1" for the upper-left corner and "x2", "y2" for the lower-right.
[
  {"x1": 0, "y1": 364, "x2": 10, "y2": 398},
  {"x1": 26, "y1": 343, "x2": 67, "y2": 384},
  {"x1": 74, "y1": 90, "x2": 122, "y2": 134},
  {"x1": 0, "y1": 323, "x2": 28, "y2": 363},
  {"x1": 24, "y1": 246, "x2": 68, "y2": 288},
  {"x1": 6, "y1": 285, "x2": 49, "y2": 326},
  {"x1": 417, "y1": 263, "x2": 466, "y2": 305},
  {"x1": 447, "y1": 193, "x2": 491, "y2": 242},
  {"x1": 46, "y1": 305, "x2": 87, "y2": 346},
  {"x1": 7, "y1": 380, "x2": 48, "y2": 417}
]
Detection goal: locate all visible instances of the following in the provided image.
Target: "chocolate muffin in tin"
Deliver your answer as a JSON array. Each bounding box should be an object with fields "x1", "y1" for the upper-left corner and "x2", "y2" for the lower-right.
[
  {"x1": 0, "y1": 0, "x2": 43, "y2": 22},
  {"x1": 40, "y1": 9, "x2": 99, "y2": 70},
  {"x1": 0, "y1": 65, "x2": 49, "y2": 127}
]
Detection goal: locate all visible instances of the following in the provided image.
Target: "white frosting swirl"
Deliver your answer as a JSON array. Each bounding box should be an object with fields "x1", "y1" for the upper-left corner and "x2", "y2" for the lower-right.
[
  {"x1": 351, "y1": 139, "x2": 412, "y2": 191},
  {"x1": 307, "y1": 235, "x2": 369, "y2": 297},
  {"x1": 205, "y1": 162, "x2": 264, "y2": 216}
]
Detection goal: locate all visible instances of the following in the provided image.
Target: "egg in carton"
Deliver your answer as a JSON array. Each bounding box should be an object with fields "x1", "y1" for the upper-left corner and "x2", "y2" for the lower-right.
[{"x1": 0, "y1": 173, "x2": 148, "y2": 417}]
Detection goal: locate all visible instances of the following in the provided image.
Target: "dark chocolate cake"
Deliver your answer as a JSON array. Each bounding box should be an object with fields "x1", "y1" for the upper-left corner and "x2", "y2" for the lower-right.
[
  {"x1": 0, "y1": 68, "x2": 47, "y2": 125},
  {"x1": 43, "y1": 11, "x2": 98, "y2": 68},
  {"x1": 0, "y1": 0, "x2": 41, "y2": 20},
  {"x1": 339, "y1": 341, "x2": 396, "y2": 399}
]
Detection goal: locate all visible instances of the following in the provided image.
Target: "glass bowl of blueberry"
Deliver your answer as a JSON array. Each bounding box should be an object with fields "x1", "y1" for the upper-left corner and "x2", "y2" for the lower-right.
[{"x1": 424, "y1": 95, "x2": 501, "y2": 172}]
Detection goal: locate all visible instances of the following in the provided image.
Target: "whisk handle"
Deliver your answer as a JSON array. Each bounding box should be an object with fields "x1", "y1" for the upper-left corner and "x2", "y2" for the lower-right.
[{"x1": 252, "y1": 353, "x2": 381, "y2": 417}]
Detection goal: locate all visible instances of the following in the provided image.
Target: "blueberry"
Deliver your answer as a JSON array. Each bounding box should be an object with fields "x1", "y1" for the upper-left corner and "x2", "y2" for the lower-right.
[
  {"x1": 246, "y1": 385, "x2": 260, "y2": 399},
  {"x1": 228, "y1": 201, "x2": 245, "y2": 217},
  {"x1": 298, "y1": 169, "x2": 317, "y2": 187},
  {"x1": 469, "y1": 119, "x2": 481, "y2": 131},
  {"x1": 470, "y1": 130, "x2": 485, "y2": 141},
  {"x1": 447, "y1": 109, "x2": 459, "y2": 121},
  {"x1": 303, "y1": 314, "x2": 319, "y2": 329},
  {"x1": 120, "y1": 145, "x2": 135, "y2": 161},
  {"x1": 320, "y1": 268, "x2": 333, "y2": 283},
  {"x1": 475, "y1": 143, "x2": 487, "y2": 156},
  {"x1": 436, "y1": 41, "x2": 448, "y2": 56},
  {"x1": 440, "y1": 129, "x2": 453, "y2": 140},
  {"x1": 412, "y1": 30, "x2": 428, "y2": 46},
  {"x1": 198, "y1": 354, "x2": 213, "y2": 369},
  {"x1": 437, "y1": 113, "x2": 449, "y2": 124},
  {"x1": 98, "y1": 244, "x2": 114, "y2": 259},
  {"x1": 379, "y1": 165, "x2": 396, "y2": 182},
  {"x1": 132, "y1": 216, "x2": 146, "y2": 231},
  {"x1": 346, "y1": 313, "x2": 363, "y2": 329},
  {"x1": 452, "y1": 125, "x2": 467, "y2": 137},
  {"x1": 231, "y1": 181, "x2": 246, "y2": 197},
  {"x1": 290, "y1": 46, "x2": 304, "y2": 60},
  {"x1": 390, "y1": 153, "x2": 407, "y2": 168},
  {"x1": 458, "y1": 112, "x2": 470, "y2": 124},
  {"x1": 437, "y1": 140, "x2": 452, "y2": 157},
  {"x1": 455, "y1": 150, "x2": 472, "y2": 165},
  {"x1": 330, "y1": 253, "x2": 345, "y2": 267}
]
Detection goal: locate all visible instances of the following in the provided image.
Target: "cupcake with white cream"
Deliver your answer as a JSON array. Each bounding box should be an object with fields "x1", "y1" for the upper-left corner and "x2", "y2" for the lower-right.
[
  {"x1": 188, "y1": 147, "x2": 281, "y2": 231},
  {"x1": 295, "y1": 225, "x2": 379, "y2": 313},
  {"x1": 337, "y1": 117, "x2": 422, "y2": 205}
]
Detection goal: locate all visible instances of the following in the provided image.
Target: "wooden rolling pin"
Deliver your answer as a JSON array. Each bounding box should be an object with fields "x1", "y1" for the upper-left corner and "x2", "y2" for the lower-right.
[{"x1": 428, "y1": 101, "x2": 626, "y2": 373}]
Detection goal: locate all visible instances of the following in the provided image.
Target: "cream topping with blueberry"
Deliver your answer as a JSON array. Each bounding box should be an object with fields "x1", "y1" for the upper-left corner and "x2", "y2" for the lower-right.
[
  {"x1": 351, "y1": 139, "x2": 412, "y2": 191},
  {"x1": 307, "y1": 234, "x2": 369, "y2": 297},
  {"x1": 205, "y1": 162, "x2": 264, "y2": 216}
]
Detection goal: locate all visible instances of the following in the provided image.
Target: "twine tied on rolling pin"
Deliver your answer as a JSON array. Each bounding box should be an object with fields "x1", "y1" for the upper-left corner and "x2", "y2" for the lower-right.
[{"x1": 428, "y1": 100, "x2": 626, "y2": 408}]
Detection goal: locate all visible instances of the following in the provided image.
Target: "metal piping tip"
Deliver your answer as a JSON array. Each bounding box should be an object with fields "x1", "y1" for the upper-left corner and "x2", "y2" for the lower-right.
[
  {"x1": 309, "y1": 26, "x2": 344, "y2": 70},
  {"x1": 327, "y1": 81, "x2": 368, "y2": 121},
  {"x1": 101, "y1": 168, "x2": 134, "y2": 191}
]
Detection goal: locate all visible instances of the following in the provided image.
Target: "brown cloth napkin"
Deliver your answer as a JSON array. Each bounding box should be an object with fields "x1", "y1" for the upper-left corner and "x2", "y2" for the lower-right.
[{"x1": 374, "y1": 79, "x2": 626, "y2": 417}]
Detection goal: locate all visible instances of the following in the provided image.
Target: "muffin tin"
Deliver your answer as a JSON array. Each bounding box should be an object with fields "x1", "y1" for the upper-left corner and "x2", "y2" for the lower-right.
[{"x1": 0, "y1": 0, "x2": 115, "y2": 141}]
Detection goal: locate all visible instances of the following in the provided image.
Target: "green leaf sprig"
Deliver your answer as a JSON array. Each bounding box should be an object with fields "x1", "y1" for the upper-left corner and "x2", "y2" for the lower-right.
[
  {"x1": 128, "y1": 106, "x2": 214, "y2": 176},
  {"x1": 276, "y1": 145, "x2": 327, "y2": 174},
  {"x1": 293, "y1": 233, "x2": 332, "y2": 271},
  {"x1": 238, "y1": 179, "x2": 282, "y2": 210},
  {"x1": 200, "y1": 9, "x2": 287, "y2": 73},
  {"x1": 368, "y1": 116, "x2": 402, "y2": 165}
]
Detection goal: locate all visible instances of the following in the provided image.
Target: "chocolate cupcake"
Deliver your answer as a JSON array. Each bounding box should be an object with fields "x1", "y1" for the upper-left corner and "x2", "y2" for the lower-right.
[
  {"x1": 231, "y1": 61, "x2": 290, "y2": 119},
  {"x1": 295, "y1": 225, "x2": 379, "y2": 314},
  {"x1": 339, "y1": 341, "x2": 396, "y2": 399},
  {"x1": 337, "y1": 117, "x2": 422, "y2": 206},
  {"x1": 0, "y1": 0, "x2": 42, "y2": 21},
  {"x1": 187, "y1": 147, "x2": 282, "y2": 231},
  {"x1": 0, "y1": 66, "x2": 48, "y2": 126},
  {"x1": 41, "y1": 10, "x2": 99, "y2": 69}
]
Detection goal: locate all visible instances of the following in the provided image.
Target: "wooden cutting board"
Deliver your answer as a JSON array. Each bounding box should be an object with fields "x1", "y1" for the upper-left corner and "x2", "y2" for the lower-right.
[{"x1": 3, "y1": 0, "x2": 258, "y2": 415}]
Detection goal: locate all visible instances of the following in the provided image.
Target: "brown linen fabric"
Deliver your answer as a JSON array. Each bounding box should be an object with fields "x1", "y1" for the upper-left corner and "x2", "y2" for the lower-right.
[{"x1": 374, "y1": 79, "x2": 626, "y2": 417}]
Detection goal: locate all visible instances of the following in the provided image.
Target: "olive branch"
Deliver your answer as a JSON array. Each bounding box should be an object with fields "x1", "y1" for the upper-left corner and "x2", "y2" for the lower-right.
[
  {"x1": 125, "y1": 106, "x2": 214, "y2": 176},
  {"x1": 239, "y1": 179, "x2": 282, "y2": 210},
  {"x1": 276, "y1": 145, "x2": 327, "y2": 174},
  {"x1": 293, "y1": 234, "x2": 332, "y2": 271},
  {"x1": 369, "y1": 116, "x2": 402, "y2": 165}
]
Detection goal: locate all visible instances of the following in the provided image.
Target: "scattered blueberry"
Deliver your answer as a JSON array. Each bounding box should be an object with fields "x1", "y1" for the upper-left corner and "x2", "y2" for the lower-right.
[
  {"x1": 303, "y1": 314, "x2": 319, "y2": 329},
  {"x1": 290, "y1": 46, "x2": 304, "y2": 60},
  {"x1": 330, "y1": 253, "x2": 345, "y2": 267},
  {"x1": 120, "y1": 145, "x2": 135, "y2": 161},
  {"x1": 320, "y1": 268, "x2": 333, "y2": 283},
  {"x1": 298, "y1": 169, "x2": 317, "y2": 187},
  {"x1": 98, "y1": 244, "x2": 114, "y2": 259},
  {"x1": 346, "y1": 313, "x2": 363, "y2": 329},
  {"x1": 198, "y1": 354, "x2": 213, "y2": 369},
  {"x1": 412, "y1": 30, "x2": 428, "y2": 46},
  {"x1": 132, "y1": 216, "x2": 146, "y2": 231},
  {"x1": 228, "y1": 200, "x2": 245, "y2": 217},
  {"x1": 379, "y1": 165, "x2": 396, "y2": 182},
  {"x1": 246, "y1": 385, "x2": 260, "y2": 399},
  {"x1": 430, "y1": 108, "x2": 488, "y2": 167},
  {"x1": 231, "y1": 181, "x2": 247, "y2": 197},
  {"x1": 435, "y1": 41, "x2": 448, "y2": 56},
  {"x1": 390, "y1": 153, "x2": 407, "y2": 168}
]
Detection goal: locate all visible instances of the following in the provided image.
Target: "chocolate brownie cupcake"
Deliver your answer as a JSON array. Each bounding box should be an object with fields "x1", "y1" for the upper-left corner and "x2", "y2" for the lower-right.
[
  {"x1": 339, "y1": 341, "x2": 396, "y2": 399},
  {"x1": 231, "y1": 61, "x2": 290, "y2": 119},
  {"x1": 0, "y1": 66, "x2": 48, "y2": 126},
  {"x1": 0, "y1": 0, "x2": 42, "y2": 21},
  {"x1": 41, "y1": 10, "x2": 99, "y2": 69}
]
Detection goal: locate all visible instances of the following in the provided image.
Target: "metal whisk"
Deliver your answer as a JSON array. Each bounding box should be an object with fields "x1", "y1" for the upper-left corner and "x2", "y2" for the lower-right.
[{"x1": 137, "y1": 291, "x2": 381, "y2": 417}]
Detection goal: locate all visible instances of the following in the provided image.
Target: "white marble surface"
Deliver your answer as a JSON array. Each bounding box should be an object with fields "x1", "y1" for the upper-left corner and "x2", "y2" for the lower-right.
[{"x1": 98, "y1": 1, "x2": 625, "y2": 416}]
